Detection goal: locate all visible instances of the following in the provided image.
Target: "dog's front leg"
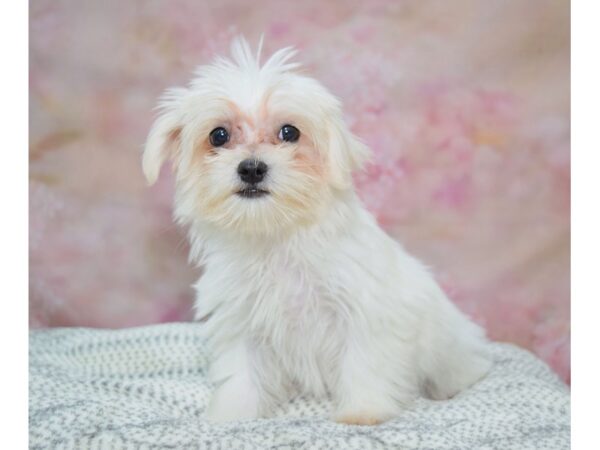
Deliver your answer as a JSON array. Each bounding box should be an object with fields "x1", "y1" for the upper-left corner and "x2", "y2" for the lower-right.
[
  {"x1": 332, "y1": 333, "x2": 417, "y2": 426},
  {"x1": 205, "y1": 341, "x2": 261, "y2": 423}
]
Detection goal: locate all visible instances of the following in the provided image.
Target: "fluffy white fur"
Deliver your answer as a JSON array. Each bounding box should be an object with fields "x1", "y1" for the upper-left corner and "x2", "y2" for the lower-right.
[{"x1": 143, "y1": 37, "x2": 491, "y2": 425}]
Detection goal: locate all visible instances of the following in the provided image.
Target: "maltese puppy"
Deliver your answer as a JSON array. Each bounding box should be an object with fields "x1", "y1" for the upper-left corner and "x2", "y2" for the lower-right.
[{"x1": 142, "y1": 37, "x2": 491, "y2": 425}]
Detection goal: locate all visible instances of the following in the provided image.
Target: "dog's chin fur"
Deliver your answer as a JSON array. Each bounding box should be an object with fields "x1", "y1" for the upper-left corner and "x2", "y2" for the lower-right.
[{"x1": 143, "y1": 37, "x2": 491, "y2": 424}]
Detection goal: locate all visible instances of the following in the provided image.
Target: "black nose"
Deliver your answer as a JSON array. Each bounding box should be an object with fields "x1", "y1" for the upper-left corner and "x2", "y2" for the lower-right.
[{"x1": 237, "y1": 159, "x2": 268, "y2": 184}]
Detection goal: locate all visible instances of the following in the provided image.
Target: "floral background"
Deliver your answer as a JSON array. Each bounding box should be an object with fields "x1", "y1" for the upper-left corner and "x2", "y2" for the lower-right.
[{"x1": 29, "y1": 0, "x2": 570, "y2": 382}]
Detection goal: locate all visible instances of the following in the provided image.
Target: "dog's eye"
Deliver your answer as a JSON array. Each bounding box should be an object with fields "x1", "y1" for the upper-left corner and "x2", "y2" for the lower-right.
[
  {"x1": 209, "y1": 127, "x2": 229, "y2": 147},
  {"x1": 278, "y1": 124, "x2": 300, "y2": 143}
]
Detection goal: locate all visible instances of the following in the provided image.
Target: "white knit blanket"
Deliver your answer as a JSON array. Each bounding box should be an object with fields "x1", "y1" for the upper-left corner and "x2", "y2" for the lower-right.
[{"x1": 29, "y1": 323, "x2": 570, "y2": 449}]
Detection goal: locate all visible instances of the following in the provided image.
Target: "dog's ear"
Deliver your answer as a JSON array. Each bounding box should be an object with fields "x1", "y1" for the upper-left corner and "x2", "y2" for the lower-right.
[
  {"x1": 326, "y1": 115, "x2": 371, "y2": 190},
  {"x1": 142, "y1": 88, "x2": 187, "y2": 185}
]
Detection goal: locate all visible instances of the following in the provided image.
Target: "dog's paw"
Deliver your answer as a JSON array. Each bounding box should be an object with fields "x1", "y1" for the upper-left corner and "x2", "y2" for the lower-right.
[
  {"x1": 333, "y1": 414, "x2": 385, "y2": 426},
  {"x1": 332, "y1": 408, "x2": 394, "y2": 426}
]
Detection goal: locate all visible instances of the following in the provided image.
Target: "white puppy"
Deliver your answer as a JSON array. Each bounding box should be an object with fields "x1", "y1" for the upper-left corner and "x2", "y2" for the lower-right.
[{"x1": 142, "y1": 38, "x2": 491, "y2": 425}]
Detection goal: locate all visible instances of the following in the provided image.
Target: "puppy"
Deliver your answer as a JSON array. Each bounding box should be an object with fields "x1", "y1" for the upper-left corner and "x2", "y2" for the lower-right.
[{"x1": 142, "y1": 37, "x2": 491, "y2": 425}]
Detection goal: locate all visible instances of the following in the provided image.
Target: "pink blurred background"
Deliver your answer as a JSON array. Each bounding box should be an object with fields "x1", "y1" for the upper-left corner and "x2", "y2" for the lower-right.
[{"x1": 29, "y1": 1, "x2": 570, "y2": 382}]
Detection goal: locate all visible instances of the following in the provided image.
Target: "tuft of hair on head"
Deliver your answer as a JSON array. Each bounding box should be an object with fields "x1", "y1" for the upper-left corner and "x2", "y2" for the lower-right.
[
  {"x1": 229, "y1": 35, "x2": 262, "y2": 73},
  {"x1": 228, "y1": 35, "x2": 301, "y2": 77}
]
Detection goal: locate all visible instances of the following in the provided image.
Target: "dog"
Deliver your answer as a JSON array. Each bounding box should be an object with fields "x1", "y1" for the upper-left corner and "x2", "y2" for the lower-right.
[{"x1": 142, "y1": 37, "x2": 491, "y2": 425}]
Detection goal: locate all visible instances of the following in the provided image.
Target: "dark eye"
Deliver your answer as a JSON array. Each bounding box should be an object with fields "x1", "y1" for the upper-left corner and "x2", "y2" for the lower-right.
[
  {"x1": 278, "y1": 124, "x2": 300, "y2": 143},
  {"x1": 209, "y1": 127, "x2": 229, "y2": 147}
]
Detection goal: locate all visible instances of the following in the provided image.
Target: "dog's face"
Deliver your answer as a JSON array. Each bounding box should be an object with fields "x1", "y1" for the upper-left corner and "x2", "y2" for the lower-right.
[{"x1": 143, "y1": 38, "x2": 369, "y2": 235}]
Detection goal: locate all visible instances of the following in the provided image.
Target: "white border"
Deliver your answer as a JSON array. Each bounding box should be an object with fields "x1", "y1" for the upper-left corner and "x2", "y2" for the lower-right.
[
  {"x1": 0, "y1": 0, "x2": 28, "y2": 447},
  {"x1": 572, "y1": 0, "x2": 599, "y2": 448},
  {"x1": 13, "y1": 1, "x2": 584, "y2": 448}
]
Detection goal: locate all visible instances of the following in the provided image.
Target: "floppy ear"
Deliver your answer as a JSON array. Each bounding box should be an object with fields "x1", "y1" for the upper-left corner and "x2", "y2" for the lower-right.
[
  {"x1": 326, "y1": 115, "x2": 371, "y2": 189},
  {"x1": 142, "y1": 88, "x2": 187, "y2": 185}
]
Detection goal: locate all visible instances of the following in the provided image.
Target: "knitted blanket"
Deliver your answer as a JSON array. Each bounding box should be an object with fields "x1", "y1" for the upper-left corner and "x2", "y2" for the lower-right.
[{"x1": 29, "y1": 323, "x2": 570, "y2": 449}]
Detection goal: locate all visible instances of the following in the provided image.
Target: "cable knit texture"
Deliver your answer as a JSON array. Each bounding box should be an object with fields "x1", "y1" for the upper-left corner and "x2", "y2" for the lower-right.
[{"x1": 30, "y1": 323, "x2": 569, "y2": 449}]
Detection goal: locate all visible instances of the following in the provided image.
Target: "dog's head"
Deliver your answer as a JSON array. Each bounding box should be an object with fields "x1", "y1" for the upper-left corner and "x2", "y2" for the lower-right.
[{"x1": 143, "y1": 37, "x2": 369, "y2": 235}]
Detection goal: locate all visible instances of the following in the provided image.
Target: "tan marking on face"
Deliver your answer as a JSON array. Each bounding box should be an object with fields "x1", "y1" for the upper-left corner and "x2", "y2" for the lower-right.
[
  {"x1": 202, "y1": 184, "x2": 233, "y2": 218},
  {"x1": 174, "y1": 127, "x2": 215, "y2": 182},
  {"x1": 258, "y1": 88, "x2": 275, "y2": 122},
  {"x1": 291, "y1": 136, "x2": 326, "y2": 180},
  {"x1": 220, "y1": 101, "x2": 286, "y2": 147},
  {"x1": 226, "y1": 100, "x2": 255, "y2": 127},
  {"x1": 294, "y1": 146, "x2": 321, "y2": 173}
]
